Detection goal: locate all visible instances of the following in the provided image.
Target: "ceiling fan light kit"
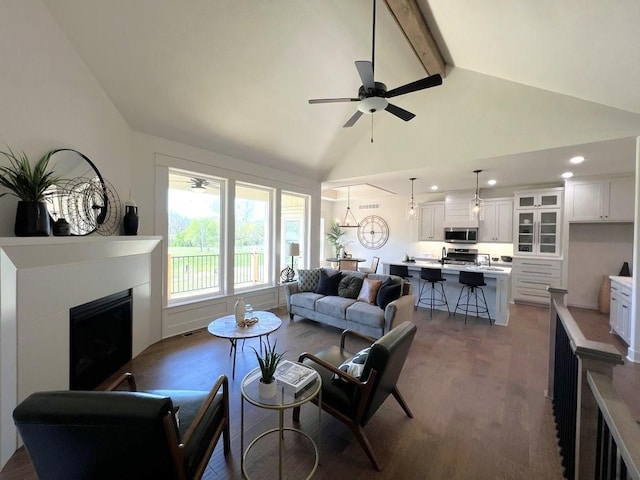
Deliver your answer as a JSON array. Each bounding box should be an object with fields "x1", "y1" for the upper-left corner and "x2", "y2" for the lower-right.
[{"x1": 308, "y1": 0, "x2": 442, "y2": 131}]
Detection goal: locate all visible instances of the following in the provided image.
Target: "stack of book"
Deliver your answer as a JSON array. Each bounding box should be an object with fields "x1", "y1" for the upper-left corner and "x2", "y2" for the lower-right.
[{"x1": 274, "y1": 360, "x2": 318, "y2": 395}]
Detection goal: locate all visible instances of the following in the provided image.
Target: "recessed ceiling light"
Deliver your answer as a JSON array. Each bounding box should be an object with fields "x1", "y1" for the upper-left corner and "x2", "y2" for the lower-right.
[
  {"x1": 487, "y1": 179, "x2": 497, "y2": 186},
  {"x1": 570, "y1": 156, "x2": 585, "y2": 164},
  {"x1": 430, "y1": 185, "x2": 438, "y2": 191},
  {"x1": 561, "y1": 171, "x2": 574, "y2": 179}
]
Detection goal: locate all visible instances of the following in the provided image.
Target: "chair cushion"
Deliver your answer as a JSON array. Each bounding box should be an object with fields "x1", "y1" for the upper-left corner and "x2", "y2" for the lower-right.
[
  {"x1": 376, "y1": 278, "x2": 402, "y2": 310},
  {"x1": 146, "y1": 389, "x2": 225, "y2": 479},
  {"x1": 338, "y1": 275, "x2": 363, "y2": 299},
  {"x1": 334, "y1": 347, "x2": 371, "y2": 381},
  {"x1": 357, "y1": 277, "x2": 383, "y2": 304},
  {"x1": 316, "y1": 270, "x2": 343, "y2": 296},
  {"x1": 297, "y1": 268, "x2": 321, "y2": 292}
]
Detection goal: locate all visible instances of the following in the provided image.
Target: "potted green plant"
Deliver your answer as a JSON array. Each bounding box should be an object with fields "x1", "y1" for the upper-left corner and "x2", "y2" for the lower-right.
[
  {"x1": 0, "y1": 146, "x2": 61, "y2": 236},
  {"x1": 252, "y1": 341, "x2": 285, "y2": 399},
  {"x1": 325, "y1": 221, "x2": 346, "y2": 257}
]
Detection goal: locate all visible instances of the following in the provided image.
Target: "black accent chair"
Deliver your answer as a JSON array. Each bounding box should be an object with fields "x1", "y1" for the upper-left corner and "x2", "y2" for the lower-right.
[
  {"x1": 13, "y1": 373, "x2": 230, "y2": 480},
  {"x1": 454, "y1": 270, "x2": 492, "y2": 324},
  {"x1": 415, "y1": 267, "x2": 450, "y2": 317},
  {"x1": 389, "y1": 264, "x2": 413, "y2": 280},
  {"x1": 293, "y1": 321, "x2": 417, "y2": 471}
]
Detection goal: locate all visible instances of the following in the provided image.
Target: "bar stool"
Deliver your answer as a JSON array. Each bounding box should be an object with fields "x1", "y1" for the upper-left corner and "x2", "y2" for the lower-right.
[
  {"x1": 389, "y1": 264, "x2": 413, "y2": 280},
  {"x1": 454, "y1": 271, "x2": 492, "y2": 324},
  {"x1": 415, "y1": 267, "x2": 450, "y2": 317}
]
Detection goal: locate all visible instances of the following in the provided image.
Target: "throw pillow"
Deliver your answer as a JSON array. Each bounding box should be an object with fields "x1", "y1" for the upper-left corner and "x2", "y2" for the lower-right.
[
  {"x1": 376, "y1": 278, "x2": 402, "y2": 310},
  {"x1": 338, "y1": 275, "x2": 364, "y2": 299},
  {"x1": 297, "y1": 269, "x2": 321, "y2": 292},
  {"x1": 357, "y1": 277, "x2": 383, "y2": 304},
  {"x1": 315, "y1": 269, "x2": 343, "y2": 296},
  {"x1": 334, "y1": 347, "x2": 371, "y2": 381}
]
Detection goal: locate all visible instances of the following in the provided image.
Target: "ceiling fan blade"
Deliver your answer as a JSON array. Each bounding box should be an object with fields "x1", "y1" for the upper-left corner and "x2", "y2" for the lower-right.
[
  {"x1": 309, "y1": 98, "x2": 359, "y2": 104},
  {"x1": 355, "y1": 61, "x2": 375, "y2": 91},
  {"x1": 385, "y1": 103, "x2": 415, "y2": 121},
  {"x1": 343, "y1": 110, "x2": 364, "y2": 128},
  {"x1": 385, "y1": 74, "x2": 443, "y2": 98}
]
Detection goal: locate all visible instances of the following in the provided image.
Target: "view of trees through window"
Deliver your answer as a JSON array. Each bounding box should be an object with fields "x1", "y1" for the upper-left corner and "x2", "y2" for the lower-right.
[
  {"x1": 167, "y1": 169, "x2": 309, "y2": 303},
  {"x1": 168, "y1": 171, "x2": 222, "y2": 299}
]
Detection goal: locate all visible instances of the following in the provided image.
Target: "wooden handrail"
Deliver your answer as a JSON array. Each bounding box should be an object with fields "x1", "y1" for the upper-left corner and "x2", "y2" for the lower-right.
[{"x1": 587, "y1": 371, "x2": 640, "y2": 479}]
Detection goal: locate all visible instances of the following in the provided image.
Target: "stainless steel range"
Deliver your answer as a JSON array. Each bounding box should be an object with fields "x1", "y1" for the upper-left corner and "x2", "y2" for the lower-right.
[{"x1": 443, "y1": 248, "x2": 477, "y2": 265}]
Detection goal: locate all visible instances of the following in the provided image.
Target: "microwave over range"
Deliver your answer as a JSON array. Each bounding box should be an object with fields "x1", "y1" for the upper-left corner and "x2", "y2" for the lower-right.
[{"x1": 444, "y1": 227, "x2": 478, "y2": 244}]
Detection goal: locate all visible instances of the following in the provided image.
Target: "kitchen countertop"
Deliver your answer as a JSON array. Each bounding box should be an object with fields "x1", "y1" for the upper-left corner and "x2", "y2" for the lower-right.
[
  {"x1": 386, "y1": 260, "x2": 511, "y2": 277},
  {"x1": 610, "y1": 275, "x2": 632, "y2": 287}
]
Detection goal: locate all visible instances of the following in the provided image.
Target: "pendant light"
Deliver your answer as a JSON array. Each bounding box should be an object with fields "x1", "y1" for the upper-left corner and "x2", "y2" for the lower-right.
[
  {"x1": 406, "y1": 177, "x2": 418, "y2": 221},
  {"x1": 338, "y1": 186, "x2": 360, "y2": 228},
  {"x1": 469, "y1": 169, "x2": 484, "y2": 221}
]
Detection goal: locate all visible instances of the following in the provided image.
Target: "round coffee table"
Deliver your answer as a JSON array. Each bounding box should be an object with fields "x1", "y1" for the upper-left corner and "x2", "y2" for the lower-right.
[{"x1": 207, "y1": 311, "x2": 282, "y2": 379}]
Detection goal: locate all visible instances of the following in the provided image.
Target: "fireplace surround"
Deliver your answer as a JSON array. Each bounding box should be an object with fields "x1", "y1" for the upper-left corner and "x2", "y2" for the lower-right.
[{"x1": 0, "y1": 236, "x2": 162, "y2": 468}]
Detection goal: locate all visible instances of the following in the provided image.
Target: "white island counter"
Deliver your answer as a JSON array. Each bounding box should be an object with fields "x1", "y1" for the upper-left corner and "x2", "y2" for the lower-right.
[{"x1": 383, "y1": 261, "x2": 512, "y2": 326}]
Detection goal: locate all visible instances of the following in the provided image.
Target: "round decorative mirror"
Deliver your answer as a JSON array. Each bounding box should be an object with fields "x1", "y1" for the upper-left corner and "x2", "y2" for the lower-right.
[{"x1": 45, "y1": 149, "x2": 105, "y2": 235}]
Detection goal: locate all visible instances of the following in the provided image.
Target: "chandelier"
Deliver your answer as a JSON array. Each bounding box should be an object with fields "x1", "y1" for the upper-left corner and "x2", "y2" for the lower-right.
[{"x1": 338, "y1": 186, "x2": 360, "y2": 228}]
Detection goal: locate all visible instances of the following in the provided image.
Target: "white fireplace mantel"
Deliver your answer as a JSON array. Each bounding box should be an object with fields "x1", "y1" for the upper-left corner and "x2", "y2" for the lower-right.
[{"x1": 0, "y1": 235, "x2": 162, "y2": 468}]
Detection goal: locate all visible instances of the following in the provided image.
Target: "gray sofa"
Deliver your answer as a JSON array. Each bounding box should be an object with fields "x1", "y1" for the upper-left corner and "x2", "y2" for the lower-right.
[{"x1": 284, "y1": 269, "x2": 414, "y2": 338}]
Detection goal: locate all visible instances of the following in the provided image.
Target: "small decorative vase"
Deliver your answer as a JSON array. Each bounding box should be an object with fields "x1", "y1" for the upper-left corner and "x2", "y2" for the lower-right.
[
  {"x1": 123, "y1": 191, "x2": 139, "y2": 235},
  {"x1": 619, "y1": 262, "x2": 631, "y2": 277},
  {"x1": 14, "y1": 201, "x2": 51, "y2": 236},
  {"x1": 234, "y1": 297, "x2": 246, "y2": 327},
  {"x1": 52, "y1": 217, "x2": 71, "y2": 236},
  {"x1": 258, "y1": 379, "x2": 277, "y2": 399}
]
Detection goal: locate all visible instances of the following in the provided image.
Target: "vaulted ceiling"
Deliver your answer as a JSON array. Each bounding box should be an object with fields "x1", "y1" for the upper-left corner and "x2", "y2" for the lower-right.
[{"x1": 42, "y1": 0, "x2": 640, "y2": 196}]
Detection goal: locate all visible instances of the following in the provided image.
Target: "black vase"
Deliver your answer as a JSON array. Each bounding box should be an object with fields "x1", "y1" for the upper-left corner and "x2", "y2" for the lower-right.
[
  {"x1": 619, "y1": 262, "x2": 631, "y2": 277},
  {"x1": 123, "y1": 205, "x2": 139, "y2": 235},
  {"x1": 14, "y1": 201, "x2": 51, "y2": 236}
]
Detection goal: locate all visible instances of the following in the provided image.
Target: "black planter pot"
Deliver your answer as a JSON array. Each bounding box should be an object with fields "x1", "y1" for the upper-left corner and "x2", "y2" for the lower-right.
[
  {"x1": 123, "y1": 205, "x2": 139, "y2": 235},
  {"x1": 14, "y1": 201, "x2": 51, "y2": 237}
]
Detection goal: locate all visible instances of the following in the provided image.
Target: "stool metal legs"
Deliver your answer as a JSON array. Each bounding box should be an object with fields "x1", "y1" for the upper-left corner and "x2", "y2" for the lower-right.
[
  {"x1": 454, "y1": 286, "x2": 492, "y2": 324},
  {"x1": 415, "y1": 280, "x2": 450, "y2": 317}
]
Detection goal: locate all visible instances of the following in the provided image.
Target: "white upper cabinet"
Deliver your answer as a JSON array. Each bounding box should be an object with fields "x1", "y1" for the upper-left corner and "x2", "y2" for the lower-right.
[
  {"x1": 515, "y1": 188, "x2": 563, "y2": 210},
  {"x1": 479, "y1": 198, "x2": 513, "y2": 243},
  {"x1": 564, "y1": 176, "x2": 635, "y2": 222},
  {"x1": 418, "y1": 202, "x2": 445, "y2": 241},
  {"x1": 443, "y1": 190, "x2": 479, "y2": 228}
]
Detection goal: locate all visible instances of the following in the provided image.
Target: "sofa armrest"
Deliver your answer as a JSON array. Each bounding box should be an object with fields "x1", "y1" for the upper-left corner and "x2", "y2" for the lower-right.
[
  {"x1": 284, "y1": 282, "x2": 299, "y2": 312},
  {"x1": 383, "y1": 294, "x2": 415, "y2": 333}
]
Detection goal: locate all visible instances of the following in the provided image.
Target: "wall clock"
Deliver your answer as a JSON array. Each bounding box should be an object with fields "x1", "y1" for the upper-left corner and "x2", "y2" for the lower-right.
[{"x1": 357, "y1": 215, "x2": 389, "y2": 249}]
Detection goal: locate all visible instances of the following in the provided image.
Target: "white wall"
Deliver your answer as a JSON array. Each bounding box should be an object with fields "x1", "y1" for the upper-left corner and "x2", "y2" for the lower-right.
[
  {"x1": 0, "y1": 0, "x2": 133, "y2": 237},
  {"x1": 567, "y1": 224, "x2": 634, "y2": 309}
]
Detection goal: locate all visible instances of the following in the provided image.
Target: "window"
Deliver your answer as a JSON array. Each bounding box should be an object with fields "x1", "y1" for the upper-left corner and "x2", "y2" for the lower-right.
[
  {"x1": 167, "y1": 170, "x2": 222, "y2": 301},
  {"x1": 234, "y1": 183, "x2": 272, "y2": 289},
  {"x1": 281, "y1": 192, "x2": 309, "y2": 272}
]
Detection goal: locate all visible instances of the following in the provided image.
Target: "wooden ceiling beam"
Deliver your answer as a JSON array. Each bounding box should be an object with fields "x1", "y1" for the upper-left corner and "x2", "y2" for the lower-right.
[{"x1": 383, "y1": 0, "x2": 446, "y2": 77}]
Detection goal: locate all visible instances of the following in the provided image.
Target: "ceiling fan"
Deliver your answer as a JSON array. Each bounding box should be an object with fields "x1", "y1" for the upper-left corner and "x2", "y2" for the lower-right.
[{"x1": 308, "y1": 0, "x2": 443, "y2": 129}]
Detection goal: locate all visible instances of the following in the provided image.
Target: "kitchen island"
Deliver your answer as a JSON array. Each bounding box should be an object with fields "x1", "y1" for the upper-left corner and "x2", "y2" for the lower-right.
[{"x1": 383, "y1": 261, "x2": 512, "y2": 326}]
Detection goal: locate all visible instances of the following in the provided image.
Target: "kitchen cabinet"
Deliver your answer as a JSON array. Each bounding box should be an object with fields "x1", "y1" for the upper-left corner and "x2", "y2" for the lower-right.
[
  {"x1": 515, "y1": 188, "x2": 563, "y2": 210},
  {"x1": 418, "y1": 202, "x2": 445, "y2": 241},
  {"x1": 610, "y1": 277, "x2": 632, "y2": 344},
  {"x1": 512, "y1": 257, "x2": 563, "y2": 304},
  {"x1": 479, "y1": 198, "x2": 513, "y2": 242},
  {"x1": 564, "y1": 176, "x2": 635, "y2": 222},
  {"x1": 514, "y1": 188, "x2": 563, "y2": 257}
]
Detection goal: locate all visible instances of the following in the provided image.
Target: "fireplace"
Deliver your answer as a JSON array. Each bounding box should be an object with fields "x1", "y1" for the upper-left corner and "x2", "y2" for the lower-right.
[{"x1": 69, "y1": 289, "x2": 133, "y2": 390}]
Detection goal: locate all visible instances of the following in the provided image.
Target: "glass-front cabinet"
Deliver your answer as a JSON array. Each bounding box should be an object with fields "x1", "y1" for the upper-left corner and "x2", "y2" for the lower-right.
[{"x1": 515, "y1": 207, "x2": 561, "y2": 256}]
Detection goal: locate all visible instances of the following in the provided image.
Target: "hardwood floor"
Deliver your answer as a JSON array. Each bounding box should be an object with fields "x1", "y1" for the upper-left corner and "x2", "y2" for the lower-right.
[{"x1": 2, "y1": 303, "x2": 637, "y2": 479}]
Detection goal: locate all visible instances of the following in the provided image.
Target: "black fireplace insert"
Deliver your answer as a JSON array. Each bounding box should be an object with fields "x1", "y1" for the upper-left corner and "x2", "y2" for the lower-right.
[{"x1": 69, "y1": 289, "x2": 132, "y2": 390}]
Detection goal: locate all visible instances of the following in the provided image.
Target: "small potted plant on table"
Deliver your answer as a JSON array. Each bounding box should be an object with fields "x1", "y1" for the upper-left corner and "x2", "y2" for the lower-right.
[{"x1": 252, "y1": 342, "x2": 285, "y2": 399}]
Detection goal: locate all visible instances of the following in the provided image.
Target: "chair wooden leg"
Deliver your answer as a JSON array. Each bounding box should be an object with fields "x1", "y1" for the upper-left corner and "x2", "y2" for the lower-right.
[
  {"x1": 392, "y1": 387, "x2": 413, "y2": 418},
  {"x1": 292, "y1": 405, "x2": 301, "y2": 423},
  {"x1": 223, "y1": 419, "x2": 231, "y2": 454},
  {"x1": 289, "y1": 313, "x2": 294, "y2": 320},
  {"x1": 350, "y1": 423, "x2": 382, "y2": 471}
]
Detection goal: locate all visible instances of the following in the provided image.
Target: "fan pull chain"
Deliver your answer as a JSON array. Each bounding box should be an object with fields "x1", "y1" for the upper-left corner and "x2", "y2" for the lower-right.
[{"x1": 371, "y1": 115, "x2": 374, "y2": 143}]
